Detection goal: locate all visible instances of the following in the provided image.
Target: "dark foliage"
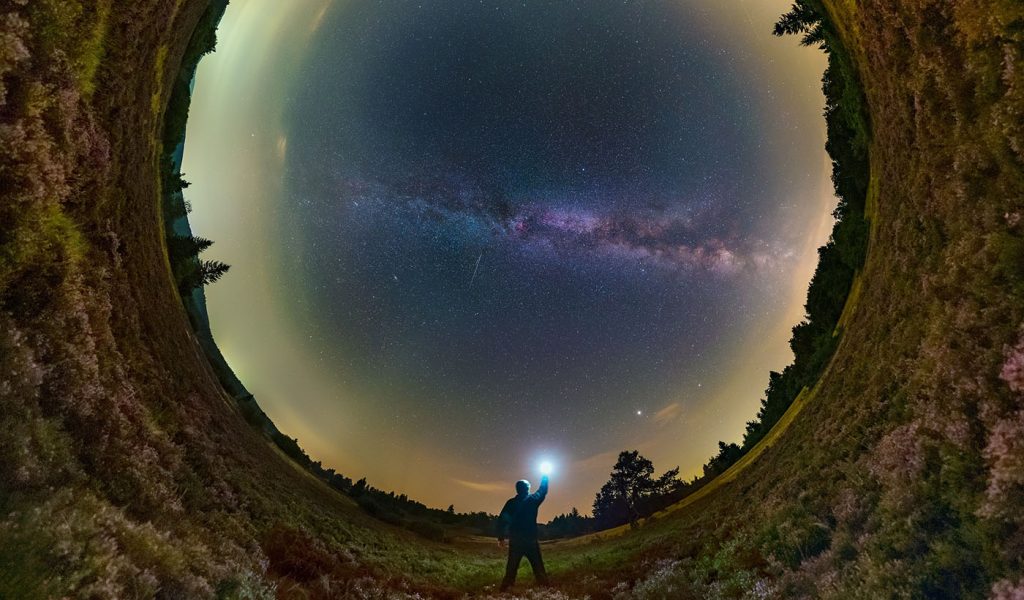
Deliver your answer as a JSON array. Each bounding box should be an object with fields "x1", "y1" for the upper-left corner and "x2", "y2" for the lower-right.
[
  {"x1": 168, "y1": 234, "x2": 230, "y2": 294},
  {"x1": 592, "y1": 451, "x2": 682, "y2": 530},
  {"x1": 270, "y1": 431, "x2": 353, "y2": 493},
  {"x1": 348, "y1": 479, "x2": 496, "y2": 542},
  {"x1": 166, "y1": 233, "x2": 227, "y2": 294},
  {"x1": 740, "y1": 0, "x2": 870, "y2": 452},
  {"x1": 539, "y1": 508, "x2": 596, "y2": 540},
  {"x1": 159, "y1": 1, "x2": 231, "y2": 297}
]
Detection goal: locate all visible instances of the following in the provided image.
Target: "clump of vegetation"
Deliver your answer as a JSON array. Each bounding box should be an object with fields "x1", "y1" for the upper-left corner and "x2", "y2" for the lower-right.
[
  {"x1": 592, "y1": 451, "x2": 682, "y2": 530},
  {"x1": 542, "y1": 508, "x2": 596, "y2": 540},
  {"x1": 168, "y1": 232, "x2": 230, "y2": 294},
  {"x1": 347, "y1": 477, "x2": 497, "y2": 542}
]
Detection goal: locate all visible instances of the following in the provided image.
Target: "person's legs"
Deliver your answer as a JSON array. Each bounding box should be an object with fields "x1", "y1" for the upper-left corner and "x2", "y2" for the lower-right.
[
  {"x1": 501, "y1": 543, "x2": 524, "y2": 590},
  {"x1": 524, "y1": 541, "x2": 548, "y2": 585}
]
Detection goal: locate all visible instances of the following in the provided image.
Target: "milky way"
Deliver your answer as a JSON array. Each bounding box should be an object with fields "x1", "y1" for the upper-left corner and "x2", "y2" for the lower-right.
[
  {"x1": 185, "y1": 0, "x2": 835, "y2": 514},
  {"x1": 280, "y1": 0, "x2": 795, "y2": 473}
]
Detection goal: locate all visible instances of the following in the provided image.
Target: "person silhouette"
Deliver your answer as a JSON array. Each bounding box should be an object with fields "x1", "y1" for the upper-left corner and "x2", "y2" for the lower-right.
[{"x1": 497, "y1": 475, "x2": 549, "y2": 590}]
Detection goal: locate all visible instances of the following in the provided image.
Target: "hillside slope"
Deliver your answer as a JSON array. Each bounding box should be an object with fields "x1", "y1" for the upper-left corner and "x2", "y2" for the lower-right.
[{"x1": 1, "y1": 1, "x2": 1022, "y2": 598}]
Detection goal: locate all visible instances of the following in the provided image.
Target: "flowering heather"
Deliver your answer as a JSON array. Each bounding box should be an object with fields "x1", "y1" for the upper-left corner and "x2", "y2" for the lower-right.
[{"x1": 1000, "y1": 332, "x2": 1024, "y2": 393}]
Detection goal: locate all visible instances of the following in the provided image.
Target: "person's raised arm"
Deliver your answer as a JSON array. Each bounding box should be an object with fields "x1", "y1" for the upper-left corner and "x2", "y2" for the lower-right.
[{"x1": 535, "y1": 474, "x2": 549, "y2": 503}]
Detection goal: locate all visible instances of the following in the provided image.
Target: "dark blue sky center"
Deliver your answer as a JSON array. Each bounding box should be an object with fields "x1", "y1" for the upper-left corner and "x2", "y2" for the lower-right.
[{"x1": 277, "y1": 0, "x2": 780, "y2": 457}]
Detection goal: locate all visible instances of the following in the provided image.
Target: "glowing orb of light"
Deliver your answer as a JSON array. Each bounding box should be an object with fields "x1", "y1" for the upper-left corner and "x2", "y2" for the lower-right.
[{"x1": 539, "y1": 461, "x2": 554, "y2": 476}]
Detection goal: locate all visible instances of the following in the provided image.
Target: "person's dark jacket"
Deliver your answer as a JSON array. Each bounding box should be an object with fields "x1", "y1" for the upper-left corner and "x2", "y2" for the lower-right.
[{"x1": 496, "y1": 476, "x2": 548, "y2": 542}]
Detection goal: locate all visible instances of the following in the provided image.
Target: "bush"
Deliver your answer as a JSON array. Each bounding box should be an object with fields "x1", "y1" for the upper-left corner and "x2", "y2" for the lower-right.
[{"x1": 408, "y1": 520, "x2": 448, "y2": 542}]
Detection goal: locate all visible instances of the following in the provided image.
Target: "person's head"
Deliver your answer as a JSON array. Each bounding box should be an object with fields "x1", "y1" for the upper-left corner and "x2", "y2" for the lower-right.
[{"x1": 515, "y1": 479, "x2": 530, "y2": 496}]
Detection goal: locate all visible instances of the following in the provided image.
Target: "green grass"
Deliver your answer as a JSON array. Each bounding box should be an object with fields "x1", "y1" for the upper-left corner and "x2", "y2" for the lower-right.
[
  {"x1": 24, "y1": 1, "x2": 113, "y2": 95},
  {"x1": 152, "y1": 45, "x2": 170, "y2": 118}
]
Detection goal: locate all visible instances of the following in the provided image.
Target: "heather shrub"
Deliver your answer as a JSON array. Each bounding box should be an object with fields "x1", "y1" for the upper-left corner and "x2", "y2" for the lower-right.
[
  {"x1": 757, "y1": 506, "x2": 832, "y2": 571},
  {"x1": 0, "y1": 489, "x2": 267, "y2": 599},
  {"x1": 612, "y1": 559, "x2": 705, "y2": 600},
  {"x1": 992, "y1": 577, "x2": 1024, "y2": 600},
  {"x1": 499, "y1": 588, "x2": 576, "y2": 600},
  {"x1": 263, "y1": 525, "x2": 360, "y2": 585},
  {"x1": 407, "y1": 519, "x2": 448, "y2": 543},
  {"x1": 992, "y1": 232, "x2": 1024, "y2": 293},
  {"x1": 610, "y1": 538, "x2": 771, "y2": 600},
  {"x1": 0, "y1": 1, "x2": 271, "y2": 596},
  {"x1": 1000, "y1": 331, "x2": 1024, "y2": 394},
  {"x1": 979, "y1": 409, "x2": 1024, "y2": 524}
]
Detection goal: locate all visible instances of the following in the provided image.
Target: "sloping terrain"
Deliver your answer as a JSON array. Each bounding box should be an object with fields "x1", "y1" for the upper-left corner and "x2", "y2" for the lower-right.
[{"x1": 1, "y1": 1, "x2": 1022, "y2": 598}]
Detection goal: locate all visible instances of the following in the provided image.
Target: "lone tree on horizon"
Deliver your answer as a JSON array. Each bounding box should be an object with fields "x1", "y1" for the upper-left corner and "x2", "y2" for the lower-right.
[{"x1": 593, "y1": 450, "x2": 680, "y2": 530}]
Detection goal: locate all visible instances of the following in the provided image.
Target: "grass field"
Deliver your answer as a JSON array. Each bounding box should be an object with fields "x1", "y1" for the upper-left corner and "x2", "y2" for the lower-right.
[{"x1": 1, "y1": 0, "x2": 1022, "y2": 598}]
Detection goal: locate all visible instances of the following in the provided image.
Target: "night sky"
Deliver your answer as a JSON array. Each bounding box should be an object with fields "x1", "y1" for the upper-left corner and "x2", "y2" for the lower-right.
[{"x1": 184, "y1": 0, "x2": 836, "y2": 516}]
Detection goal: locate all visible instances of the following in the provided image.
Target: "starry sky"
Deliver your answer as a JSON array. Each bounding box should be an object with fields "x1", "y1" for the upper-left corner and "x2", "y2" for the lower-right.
[{"x1": 183, "y1": 0, "x2": 836, "y2": 518}]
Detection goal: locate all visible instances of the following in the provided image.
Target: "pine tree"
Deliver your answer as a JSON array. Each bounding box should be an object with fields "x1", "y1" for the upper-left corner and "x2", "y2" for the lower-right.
[
  {"x1": 198, "y1": 260, "x2": 230, "y2": 286},
  {"x1": 773, "y1": 2, "x2": 826, "y2": 49},
  {"x1": 167, "y1": 234, "x2": 213, "y2": 261}
]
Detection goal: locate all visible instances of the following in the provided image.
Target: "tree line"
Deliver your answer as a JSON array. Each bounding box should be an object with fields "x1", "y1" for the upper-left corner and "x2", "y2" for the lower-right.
[
  {"x1": 160, "y1": 0, "x2": 232, "y2": 296},
  {"x1": 740, "y1": 0, "x2": 870, "y2": 462},
  {"x1": 162, "y1": 172, "x2": 230, "y2": 295}
]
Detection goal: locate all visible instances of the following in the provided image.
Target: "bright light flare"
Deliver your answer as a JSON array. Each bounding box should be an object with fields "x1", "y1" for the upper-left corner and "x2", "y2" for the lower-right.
[{"x1": 539, "y1": 461, "x2": 553, "y2": 476}]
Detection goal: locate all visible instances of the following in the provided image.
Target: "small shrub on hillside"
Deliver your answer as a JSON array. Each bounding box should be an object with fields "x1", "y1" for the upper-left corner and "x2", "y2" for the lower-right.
[
  {"x1": 758, "y1": 508, "x2": 832, "y2": 571},
  {"x1": 991, "y1": 577, "x2": 1024, "y2": 600},
  {"x1": 407, "y1": 520, "x2": 448, "y2": 543},
  {"x1": 610, "y1": 539, "x2": 772, "y2": 600},
  {"x1": 0, "y1": 489, "x2": 266, "y2": 599},
  {"x1": 263, "y1": 525, "x2": 344, "y2": 584},
  {"x1": 1000, "y1": 331, "x2": 1024, "y2": 393},
  {"x1": 612, "y1": 559, "x2": 704, "y2": 600},
  {"x1": 979, "y1": 410, "x2": 1024, "y2": 524}
]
